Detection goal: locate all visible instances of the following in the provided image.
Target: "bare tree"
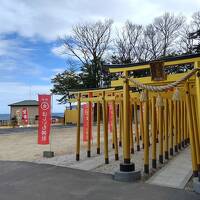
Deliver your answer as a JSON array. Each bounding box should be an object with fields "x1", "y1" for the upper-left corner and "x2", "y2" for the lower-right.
[
  {"x1": 144, "y1": 24, "x2": 163, "y2": 59},
  {"x1": 62, "y1": 19, "x2": 113, "y2": 64},
  {"x1": 114, "y1": 14, "x2": 185, "y2": 64},
  {"x1": 60, "y1": 19, "x2": 113, "y2": 88},
  {"x1": 134, "y1": 38, "x2": 150, "y2": 62},
  {"x1": 153, "y1": 12, "x2": 185, "y2": 56},
  {"x1": 192, "y1": 11, "x2": 200, "y2": 30},
  {"x1": 114, "y1": 21, "x2": 144, "y2": 63},
  {"x1": 190, "y1": 11, "x2": 200, "y2": 53},
  {"x1": 178, "y1": 25, "x2": 194, "y2": 54}
]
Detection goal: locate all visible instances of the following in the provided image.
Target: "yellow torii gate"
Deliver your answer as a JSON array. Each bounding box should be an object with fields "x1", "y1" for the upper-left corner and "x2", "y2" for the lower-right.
[
  {"x1": 107, "y1": 53, "x2": 200, "y2": 176},
  {"x1": 69, "y1": 53, "x2": 200, "y2": 186}
]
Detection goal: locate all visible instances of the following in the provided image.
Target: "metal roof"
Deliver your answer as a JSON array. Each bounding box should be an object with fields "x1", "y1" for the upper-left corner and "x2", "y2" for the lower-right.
[
  {"x1": 104, "y1": 53, "x2": 200, "y2": 68},
  {"x1": 8, "y1": 100, "x2": 38, "y2": 107}
]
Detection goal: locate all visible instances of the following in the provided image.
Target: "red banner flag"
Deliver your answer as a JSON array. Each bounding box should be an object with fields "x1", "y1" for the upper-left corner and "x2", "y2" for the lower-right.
[
  {"x1": 22, "y1": 107, "x2": 29, "y2": 125},
  {"x1": 83, "y1": 104, "x2": 93, "y2": 142},
  {"x1": 108, "y1": 103, "x2": 113, "y2": 133},
  {"x1": 38, "y1": 94, "x2": 51, "y2": 145}
]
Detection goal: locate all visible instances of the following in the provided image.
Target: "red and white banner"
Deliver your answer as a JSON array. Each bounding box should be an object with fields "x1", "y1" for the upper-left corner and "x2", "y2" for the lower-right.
[
  {"x1": 108, "y1": 103, "x2": 113, "y2": 133},
  {"x1": 83, "y1": 103, "x2": 93, "y2": 142},
  {"x1": 22, "y1": 107, "x2": 29, "y2": 125},
  {"x1": 38, "y1": 94, "x2": 51, "y2": 145}
]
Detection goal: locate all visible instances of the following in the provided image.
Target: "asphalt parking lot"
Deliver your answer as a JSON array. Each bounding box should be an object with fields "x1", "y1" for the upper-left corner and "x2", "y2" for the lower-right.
[{"x1": 0, "y1": 161, "x2": 199, "y2": 200}]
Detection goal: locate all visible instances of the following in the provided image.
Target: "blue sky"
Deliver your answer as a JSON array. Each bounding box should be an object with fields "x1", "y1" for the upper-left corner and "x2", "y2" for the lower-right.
[
  {"x1": 0, "y1": 33, "x2": 65, "y2": 84},
  {"x1": 0, "y1": 33, "x2": 66, "y2": 113},
  {"x1": 0, "y1": 0, "x2": 199, "y2": 113}
]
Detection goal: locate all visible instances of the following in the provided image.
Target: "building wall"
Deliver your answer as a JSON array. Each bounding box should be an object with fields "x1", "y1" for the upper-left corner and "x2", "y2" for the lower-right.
[
  {"x1": 64, "y1": 108, "x2": 83, "y2": 124},
  {"x1": 10, "y1": 106, "x2": 38, "y2": 124}
]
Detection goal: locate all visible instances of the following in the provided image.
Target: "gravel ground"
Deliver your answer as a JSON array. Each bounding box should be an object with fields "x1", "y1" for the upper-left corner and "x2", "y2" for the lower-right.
[{"x1": 0, "y1": 125, "x2": 104, "y2": 161}]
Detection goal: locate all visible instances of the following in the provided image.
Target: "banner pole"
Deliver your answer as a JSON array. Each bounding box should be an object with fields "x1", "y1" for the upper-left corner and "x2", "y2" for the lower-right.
[{"x1": 50, "y1": 94, "x2": 53, "y2": 152}]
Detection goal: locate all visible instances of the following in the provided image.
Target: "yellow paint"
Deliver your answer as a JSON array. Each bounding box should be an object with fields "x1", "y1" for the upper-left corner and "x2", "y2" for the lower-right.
[
  {"x1": 109, "y1": 57, "x2": 200, "y2": 73},
  {"x1": 64, "y1": 109, "x2": 78, "y2": 124}
]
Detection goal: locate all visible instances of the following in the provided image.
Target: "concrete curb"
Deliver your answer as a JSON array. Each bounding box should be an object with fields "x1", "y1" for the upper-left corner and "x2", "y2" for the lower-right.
[
  {"x1": 193, "y1": 178, "x2": 200, "y2": 194},
  {"x1": 113, "y1": 170, "x2": 141, "y2": 182}
]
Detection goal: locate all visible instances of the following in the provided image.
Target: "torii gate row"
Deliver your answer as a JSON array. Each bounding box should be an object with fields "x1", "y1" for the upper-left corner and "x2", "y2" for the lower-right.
[{"x1": 68, "y1": 53, "x2": 200, "y2": 184}]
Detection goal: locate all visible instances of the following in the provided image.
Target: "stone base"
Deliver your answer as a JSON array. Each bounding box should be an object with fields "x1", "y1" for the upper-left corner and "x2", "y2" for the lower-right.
[
  {"x1": 193, "y1": 178, "x2": 200, "y2": 194},
  {"x1": 165, "y1": 151, "x2": 169, "y2": 160},
  {"x1": 87, "y1": 150, "x2": 91, "y2": 157},
  {"x1": 159, "y1": 155, "x2": 163, "y2": 164},
  {"x1": 76, "y1": 154, "x2": 79, "y2": 161},
  {"x1": 105, "y1": 158, "x2": 109, "y2": 164},
  {"x1": 175, "y1": 145, "x2": 178, "y2": 152},
  {"x1": 120, "y1": 163, "x2": 135, "y2": 172},
  {"x1": 97, "y1": 148, "x2": 100, "y2": 154},
  {"x1": 114, "y1": 170, "x2": 141, "y2": 182},
  {"x1": 170, "y1": 148, "x2": 173, "y2": 156},
  {"x1": 182, "y1": 141, "x2": 185, "y2": 148},
  {"x1": 152, "y1": 159, "x2": 157, "y2": 169},
  {"x1": 131, "y1": 148, "x2": 134, "y2": 154},
  {"x1": 43, "y1": 151, "x2": 54, "y2": 158}
]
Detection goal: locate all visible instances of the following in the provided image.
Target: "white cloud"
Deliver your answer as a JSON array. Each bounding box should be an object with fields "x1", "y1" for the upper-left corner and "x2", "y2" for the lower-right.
[
  {"x1": 0, "y1": 0, "x2": 200, "y2": 114},
  {"x1": 0, "y1": 82, "x2": 65, "y2": 113},
  {"x1": 0, "y1": 37, "x2": 32, "y2": 59},
  {"x1": 0, "y1": 57, "x2": 44, "y2": 82},
  {"x1": 0, "y1": 0, "x2": 199, "y2": 41},
  {"x1": 51, "y1": 45, "x2": 68, "y2": 58},
  {"x1": 51, "y1": 68, "x2": 65, "y2": 74},
  {"x1": 40, "y1": 76, "x2": 52, "y2": 82}
]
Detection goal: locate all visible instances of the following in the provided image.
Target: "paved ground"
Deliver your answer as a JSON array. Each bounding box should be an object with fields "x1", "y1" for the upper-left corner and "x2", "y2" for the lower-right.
[
  {"x1": 0, "y1": 161, "x2": 199, "y2": 200},
  {"x1": 147, "y1": 147, "x2": 192, "y2": 189}
]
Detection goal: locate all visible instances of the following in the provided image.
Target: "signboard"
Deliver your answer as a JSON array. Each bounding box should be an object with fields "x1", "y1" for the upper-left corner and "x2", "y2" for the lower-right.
[
  {"x1": 108, "y1": 103, "x2": 113, "y2": 133},
  {"x1": 150, "y1": 61, "x2": 166, "y2": 81},
  {"x1": 22, "y1": 107, "x2": 29, "y2": 125},
  {"x1": 38, "y1": 94, "x2": 51, "y2": 145},
  {"x1": 83, "y1": 104, "x2": 93, "y2": 142}
]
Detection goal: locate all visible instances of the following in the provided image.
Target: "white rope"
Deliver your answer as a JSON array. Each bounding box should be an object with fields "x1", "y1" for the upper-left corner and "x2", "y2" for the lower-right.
[
  {"x1": 139, "y1": 91, "x2": 147, "y2": 102},
  {"x1": 172, "y1": 88, "x2": 181, "y2": 101},
  {"x1": 156, "y1": 94, "x2": 164, "y2": 107},
  {"x1": 127, "y1": 68, "x2": 199, "y2": 92}
]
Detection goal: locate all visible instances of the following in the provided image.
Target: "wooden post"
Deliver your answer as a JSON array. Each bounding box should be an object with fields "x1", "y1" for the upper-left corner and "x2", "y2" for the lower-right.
[
  {"x1": 87, "y1": 93, "x2": 92, "y2": 157},
  {"x1": 169, "y1": 99, "x2": 174, "y2": 156},
  {"x1": 102, "y1": 91, "x2": 109, "y2": 164},
  {"x1": 184, "y1": 101, "x2": 188, "y2": 146},
  {"x1": 119, "y1": 101, "x2": 123, "y2": 147},
  {"x1": 185, "y1": 83, "x2": 198, "y2": 176},
  {"x1": 130, "y1": 103, "x2": 134, "y2": 154},
  {"x1": 177, "y1": 101, "x2": 181, "y2": 150},
  {"x1": 181, "y1": 101, "x2": 185, "y2": 148},
  {"x1": 112, "y1": 100, "x2": 119, "y2": 160},
  {"x1": 158, "y1": 97, "x2": 164, "y2": 164},
  {"x1": 191, "y1": 95, "x2": 200, "y2": 170},
  {"x1": 123, "y1": 71, "x2": 131, "y2": 164},
  {"x1": 118, "y1": 71, "x2": 135, "y2": 173},
  {"x1": 152, "y1": 96, "x2": 157, "y2": 168},
  {"x1": 76, "y1": 93, "x2": 81, "y2": 161},
  {"x1": 143, "y1": 91, "x2": 149, "y2": 174},
  {"x1": 173, "y1": 101, "x2": 178, "y2": 152},
  {"x1": 97, "y1": 101, "x2": 101, "y2": 154},
  {"x1": 140, "y1": 102, "x2": 144, "y2": 148},
  {"x1": 134, "y1": 101, "x2": 140, "y2": 151},
  {"x1": 164, "y1": 98, "x2": 169, "y2": 160}
]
